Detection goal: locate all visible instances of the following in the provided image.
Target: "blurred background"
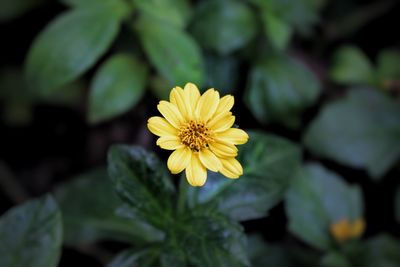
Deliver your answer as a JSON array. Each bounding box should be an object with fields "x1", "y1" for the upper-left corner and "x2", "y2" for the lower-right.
[{"x1": 1, "y1": 0, "x2": 400, "y2": 266}]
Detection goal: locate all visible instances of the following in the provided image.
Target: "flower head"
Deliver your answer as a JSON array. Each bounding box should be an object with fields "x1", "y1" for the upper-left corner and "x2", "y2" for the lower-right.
[
  {"x1": 330, "y1": 218, "x2": 365, "y2": 243},
  {"x1": 147, "y1": 83, "x2": 249, "y2": 186}
]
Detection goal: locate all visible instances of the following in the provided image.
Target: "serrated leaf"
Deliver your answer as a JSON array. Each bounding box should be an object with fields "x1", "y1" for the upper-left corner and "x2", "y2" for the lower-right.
[
  {"x1": 329, "y1": 46, "x2": 375, "y2": 85},
  {"x1": 185, "y1": 131, "x2": 301, "y2": 221},
  {"x1": 132, "y1": 0, "x2": 190, "y2": 28},
  {"x1": 0, "y1": 195, "x2": 62, "y2": 267},
  {"x1": 183, "y1": 212, "x2": 250, "y2": 267},
  {"x1": 25, "y1": 7, "x2": 123, "y2": 95},
  {"x1": 88, "y1": 53, "x2": 148, "y2": 123},
  {"x1": 137, "y1": 15, "x2": 204, "y2": 86},
  {"x1": 55, "y1": 168, "x2": 163, "y2": 246},
  {"x1": 191, "y1": 0, "x2": 257, "y2": 55},
  {"x1": 245, "y1": 53, "x2": 320, "y2": 128},
  {"x1": 285, "y1": 163, "x2": 364, "y2": 250},
  {"x1": 304, "y1": 88, "x2": 400, "y2": 178},
  {"x1": 108, "y1": 145, "x2": 175, "y2": 228}
]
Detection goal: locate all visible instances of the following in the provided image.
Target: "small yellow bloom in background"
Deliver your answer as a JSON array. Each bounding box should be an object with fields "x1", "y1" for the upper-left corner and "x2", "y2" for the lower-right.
[
  {"x1": 330, "y1": 218, "x2": 366, "y2": 243},
  {"x1": 147, "y1": 83, "x2": 249, "y2": 187}
]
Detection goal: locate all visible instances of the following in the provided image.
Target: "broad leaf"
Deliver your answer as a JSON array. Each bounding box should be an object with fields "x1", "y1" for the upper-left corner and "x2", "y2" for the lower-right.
[
  {"x1": 285, "y1": 163, "x2": 364, "y2": 250},
  {"x1": 247, "y1": 235, "x2": 319, "y2": 267},
  {"x1": 250, "y1": 0, "x2": 320, "y2": 35},
  {"x1": 377, "y1": 50, "x2": 400, "y2": 83},
  {"x1": 88, "y1": 53, "x2": 148, "y2": 123},
  {"x1": 185, "y1": 131, "x2": 301, "y2": 221},
  {"x1": 137, "y1": 16, "x2": 204, "y2": 86},
  {"x1": 108, "y1": 145, "x2": 175, "y2": 228},
  {"x1": 183, "y1": 212, "x2": 250, "y2": 267},
  {"x1": 132, "y1": 0, "x2": 191, "y2": 28},
  {"x1": 304, "y1": 88, "x2": 400, "y2": 178},
  {"x1": 320, "y1": 252, "x2": 351, "y2": 267},
  {"x1": 204, "y1": 54, "x2": 240, "y2": 95},
  {"x1": 25, "y1": 6, "x2": 124, "y2": 95},
  {"x1": 107, "y1": 248, "x2": 160, "y2": 267},
  {"x1": 396, "y1": 186, "x2": 400, "y2": 224},
  {"x1": 61, "y1": 0, "x2": 124, "y2": 7},
  {"x1": 0, "y1": 195, "x2": 62, "y2": 267},
  {"x1": 362, "y1": 235, "x2": 400, "y2": 267},
  {"x1": 191, "y1": 0, "x2": 257, "y2": 55},
  {"x1": 261, "y1": 11, "x2": 292, "y2": 50},
  {"x1": 55, "y1": 168, "x2": 163, "y2": 246},
  {"x1": 329, "y1": 46, "x2": 375, "y2": 85},
  {"x1": 245, "y1": 53, "x2": 320, "y2": 128}
]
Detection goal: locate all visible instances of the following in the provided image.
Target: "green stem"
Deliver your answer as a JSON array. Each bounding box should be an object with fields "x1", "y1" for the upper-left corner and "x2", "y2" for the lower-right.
[{"x1": 177, "y1": 175, "x2": 188, "y2": 215}]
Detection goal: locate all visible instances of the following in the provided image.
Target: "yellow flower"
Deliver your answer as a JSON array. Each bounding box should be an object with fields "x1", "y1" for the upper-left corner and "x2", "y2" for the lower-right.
[
  {"x1": 147, "y1": 83, "x2": 249, "y2": 186},
  {"x1": 330, "y1": 218, "x2": 365, "y2": 243}
]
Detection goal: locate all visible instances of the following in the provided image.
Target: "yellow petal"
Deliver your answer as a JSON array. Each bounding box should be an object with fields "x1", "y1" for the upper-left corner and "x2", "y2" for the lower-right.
[
  {"x1": 219, "y1": 157, "x2": 243, "y2": 179},
  {"x1": 209, "y1": 140, "x2": 238, "y2": 158},
  {"x1": 199, "y1": 149, "x2": 222, "y2": 172},
  {"x1": 208, "y1": 114, "x2": 235, "y2": 133},
  {"x1": 215, "y1": 128, "x2": 249, "y2": 145},
  {"x1": 156, "y1": 136, "x2": 183, "y2": 150},
  {"x1": 350, "y1": 218, "x2": 365, "y2": 238},
  {"x1": 215, "y1": 95, "x2": 234, "y2": 115},
  {"x1": 195, "y1": 89, "x2": 219, "y2": 121},
  {"x1": 167, "y1": 147, "x2": 191, "y2": 174},
  {"x1": 184, "y1": 83, "x2": 200, "y2": 109},
  {"x1": 185, "y1": 153, "x2": 207, "y2": 186},
  {"x1": 330, "y1": 219, "x2": 351, "y2": 242},
  {"x1": 157, "y1": 100, "x2": 185, "y2": 128},
  {"x1": 147, "y1": 116, "x2": 178, "y2": 137},
  {"x1": 170, "y1": 86, "x2": 192, "y2": 120}
]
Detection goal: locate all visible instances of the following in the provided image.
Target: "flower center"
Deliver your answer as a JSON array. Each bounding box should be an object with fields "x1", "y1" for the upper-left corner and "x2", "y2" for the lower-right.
[{"x1": 178, "y1": 120, "x2": 211, "y2": 151}]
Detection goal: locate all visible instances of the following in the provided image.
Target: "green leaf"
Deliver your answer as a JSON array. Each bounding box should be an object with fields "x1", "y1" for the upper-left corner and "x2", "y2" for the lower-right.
[
  {"x1": 88, "y1": 53, "x2": 148, "y2": 123},
  {"x1": 25, "y1": 7, "x2": 123, "y2": 95},
  {"x1": 55, "y1": 168, "x2": 163, "y2": 246},
  {"x1": 396, "y1": 186, "x2": 400, "y2": 224},
  {"x1": 247, "y1": 235, "x2": 319, "y2": 267},
  {"x1": 377, "y1": 50, "x2": 400, "y2": 83},
  {"x1": 285, "y1": 163, "x2": 364, "y2": 250},
  {"x1": 362, "y1": 235, "x2": 400, "y2": 267},
  {"x1": 107, "y1": 248, "x2": 160, "y2": 267},
  {"x1": 0, "y1": 195, "x2": 62, "y2": 267},
  {"x1": 0, "y1": 0, "x2": 42, "y2": 22},
  {"x1": 191, "y1": 0, "x2": 257, "y2": 55},
  {"x1": 182, "y1": 212, "x2": 250, "y2": 267},
  {"x1": 304, "y1": 88, "x2": 400, "y2": 178},
  {"x1": 320, "y1": 252, "x2": 351, "y2": 267},
  {"x1": 108, "y1": 145, "x2": 176, "y2": 229},
  {"x1": 250, "y1": 0, "x2": 320, "y2": 35},
  {"x1": 132, "y1": 0, "x2": 190, "y2": 28},
  {"x1": 329, "y1": 46, "x2": 375, "y2": 85},
  {"x1": 204, "y1": 54, "x2": 240, "y2": 95},
  {"x1": 185, "y1": 131, "x2": 301, "y2": 221},
  {"x1": 245, "y1": 53, "x2": 320, "y2": 128},
  {"x1": 137, "y1": 15, "x2": 204, "y2": 86},
  {"x1": 61, "y1": 0, "x2": 124, "y2": 7},
  {"x1": 261, "y1": 11, "x2": 293, "y2": 50}
]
